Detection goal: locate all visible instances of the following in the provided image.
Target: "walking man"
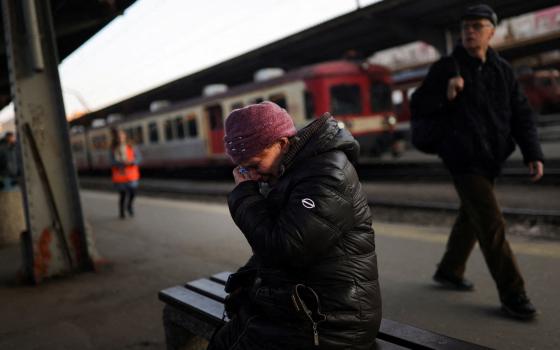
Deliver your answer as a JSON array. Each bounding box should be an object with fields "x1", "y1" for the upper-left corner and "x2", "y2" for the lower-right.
[{"x1": 411, "y1": 4, "x2": 544, "y2": 320}]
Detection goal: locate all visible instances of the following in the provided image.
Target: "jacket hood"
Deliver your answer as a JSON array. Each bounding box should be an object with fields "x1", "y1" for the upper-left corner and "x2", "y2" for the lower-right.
[{"x1": 282, "y1": 114, "x2": 360, "y2": 171}]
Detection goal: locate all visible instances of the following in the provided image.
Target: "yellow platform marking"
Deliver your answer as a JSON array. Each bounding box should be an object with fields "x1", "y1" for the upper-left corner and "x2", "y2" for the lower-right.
[{"x1": 375, "y1": 222, "x2": 560, "y2": 259}]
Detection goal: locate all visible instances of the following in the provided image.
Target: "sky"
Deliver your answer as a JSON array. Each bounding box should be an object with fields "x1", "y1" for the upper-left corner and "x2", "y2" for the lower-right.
[{"x1": 0, "y1": 0, "x2": 381, "y2": 123}]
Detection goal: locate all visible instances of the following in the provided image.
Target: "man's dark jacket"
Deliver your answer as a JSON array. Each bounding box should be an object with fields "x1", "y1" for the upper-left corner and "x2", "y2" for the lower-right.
[
  {"x1": 410, "y1": 45, "x2": 543, "y2": 177},
  {"x1": 227, "y1": 116, "x2": 381, "y2": 349}
]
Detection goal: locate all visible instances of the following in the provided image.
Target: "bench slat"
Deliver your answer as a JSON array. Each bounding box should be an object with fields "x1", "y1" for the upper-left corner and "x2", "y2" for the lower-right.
[
  {"x1": 161, "y1": 276, "x2": 491, "y2": 350},
  {"x1": 186, "y1": 278, "x2": 228, "y2": 302},
  {"x1": 210, "y1": 271, "x2": 231, "y2": 285},
  {"x1": 161, "y1": 285, "x2": 408, "y2": 349},
  {"x1": 159, "y1": 286, "x2": 226, "y2": 327},
  {"x1": 374, "y1": 338, "x2": 410, "y2": 349},
  {"x1": 378, "y1": 319, "x2": 491, "y2": 350}
]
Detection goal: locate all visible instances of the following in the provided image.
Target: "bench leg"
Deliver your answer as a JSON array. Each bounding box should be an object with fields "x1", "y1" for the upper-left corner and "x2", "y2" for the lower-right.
[{"x1": 163, "y1": 305, "x2": 212, "y2": 350}]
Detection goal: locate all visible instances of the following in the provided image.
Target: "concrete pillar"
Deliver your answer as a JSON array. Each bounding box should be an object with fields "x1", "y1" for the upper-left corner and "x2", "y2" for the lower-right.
[{"x1": 0, "y1": 189, "x2": 25, "y2": 245}]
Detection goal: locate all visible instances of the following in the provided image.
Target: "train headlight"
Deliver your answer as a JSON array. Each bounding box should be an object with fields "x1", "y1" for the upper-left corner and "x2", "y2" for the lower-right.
[
  {"x1": 387, "y1": 115, "x2": 397, "y2": 126},
  {"x1": 337, "y1": 121, "x2": 346, "y2": 129}
]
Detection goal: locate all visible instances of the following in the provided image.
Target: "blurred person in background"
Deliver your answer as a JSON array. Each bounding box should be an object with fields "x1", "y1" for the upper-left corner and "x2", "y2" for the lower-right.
[
  {"x1": 110, "y1": 129, "x2": 141, "y2": 219},
  {"x1": 207, "y1": 102, "x2": 381, "y2": 350},
  {"x1": 410, "y1": 4, "x2": 544, "y2": 320},
  {"x1": 0, "y1": 131, "x2": 20, "y2": 191}
]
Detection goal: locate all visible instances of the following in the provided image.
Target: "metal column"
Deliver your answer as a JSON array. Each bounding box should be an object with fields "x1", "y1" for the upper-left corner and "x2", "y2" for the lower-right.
[{"x1": 2, "y1": 0, "x2": 94, "y2": 283}]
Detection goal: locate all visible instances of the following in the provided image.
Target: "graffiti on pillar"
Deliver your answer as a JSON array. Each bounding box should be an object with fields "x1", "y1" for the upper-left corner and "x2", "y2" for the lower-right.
[{"x1": 33, "y1": 227, "x2": 53, "y2": 281}]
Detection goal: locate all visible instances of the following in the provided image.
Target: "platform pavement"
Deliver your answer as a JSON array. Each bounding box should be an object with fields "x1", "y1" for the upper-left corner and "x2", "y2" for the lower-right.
[{"x1": 0, "y1": 190, "x2": 559, "y2": 350}]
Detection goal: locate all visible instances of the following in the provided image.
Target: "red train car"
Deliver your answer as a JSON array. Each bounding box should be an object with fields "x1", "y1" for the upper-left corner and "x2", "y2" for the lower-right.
[
  {"x1": 70, "y1": 60, "x2": 398, "y2": 173},
  {"x1": 518, "y1": 68, "x2": 560, "y2": 115}
]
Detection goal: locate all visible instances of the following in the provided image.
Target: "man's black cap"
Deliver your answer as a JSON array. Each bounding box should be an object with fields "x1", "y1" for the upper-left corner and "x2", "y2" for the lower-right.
[{"x1": 461, "y1": 4, "x2": 498, "y2": 26}]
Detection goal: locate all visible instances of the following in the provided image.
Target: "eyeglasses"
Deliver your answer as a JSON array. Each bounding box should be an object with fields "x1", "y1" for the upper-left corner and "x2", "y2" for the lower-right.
[{"x1": 461, "y1": 23, "x2": 493, "y2": 32}]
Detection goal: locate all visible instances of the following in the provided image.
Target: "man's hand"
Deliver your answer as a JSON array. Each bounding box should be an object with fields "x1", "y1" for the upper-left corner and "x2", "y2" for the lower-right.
[
  {"x1": 528, "y1": 160, "x2": 544, "y2": 182},
  {"x1": 447, "y1": 76, "x2": 464, "y2": 101}
]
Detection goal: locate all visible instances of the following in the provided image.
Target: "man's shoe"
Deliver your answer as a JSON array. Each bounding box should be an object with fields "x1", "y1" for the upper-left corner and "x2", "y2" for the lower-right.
[
  {"x1": 433, "y1": 269, "x2": 474, "y2": 291},
  {"x1": 501, "y1": 293, "x2": 537, "y2": 320}
]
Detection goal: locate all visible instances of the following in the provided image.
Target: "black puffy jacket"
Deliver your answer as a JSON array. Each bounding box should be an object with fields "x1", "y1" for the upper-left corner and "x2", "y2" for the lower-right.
[
  {"x1": 411, "y1": 45, "x2": 543, "y2": 177},
  {"x1": 228, "y1": 116, "x2": 381, "y2": 349}
]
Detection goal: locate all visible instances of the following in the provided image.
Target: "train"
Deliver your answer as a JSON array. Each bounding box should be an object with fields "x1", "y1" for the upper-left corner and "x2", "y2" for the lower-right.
[
  {"x1": 69, "y1": 60, "x2": 398, "y2": 173},
  {"x1": 517, "y1": 68, "x2": 560, "y2": 115}
]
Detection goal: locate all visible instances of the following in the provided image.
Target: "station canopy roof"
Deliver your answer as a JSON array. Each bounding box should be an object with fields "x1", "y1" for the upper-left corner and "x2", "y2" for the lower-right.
[
  {"x1": 3, "y1": 0, "x2": 557, "y2": 126},
  {"x1": 0, "y1": 0, "x2": 137, "y2": 111}
]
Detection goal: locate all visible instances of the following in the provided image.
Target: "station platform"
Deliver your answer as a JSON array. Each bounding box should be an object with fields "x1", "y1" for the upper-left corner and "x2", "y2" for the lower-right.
[
  {"x1": 0, "y1": 190, "x2": 559, "y2": 350},
  {"x1": 78, "y1": 174, "x2": 560, "y2": 239}
]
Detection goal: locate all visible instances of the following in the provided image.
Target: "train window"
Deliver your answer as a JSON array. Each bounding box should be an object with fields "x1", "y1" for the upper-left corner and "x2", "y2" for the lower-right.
[
  {"x1": 392, "y1": 90, "x2": 404, "y2": 116},
  {"x1": 175, "y1": 117, "x2": 185, "y2": 139},
  {"x1": 330, "y1": 84, "x2": 362, "y2": 115},
  {"x1": 148, "y1": 122, "x2": 159, "y2": 143},
  {"x1": 370, "y1": 82, "x2": 392, "y2": 112},
  {"x1": 535, "y1": 78, "x2": 553, "y2": 87},
  {"x1": 231, "y1": 102, "x2": 243, "y2": 110},
  {"x1": 135, "y1": 126, "x2": 144, "y2": 144},
  {"x1": 164, "y1": 119, "x2": 174, "y2": 141},
  {"x1": 269, "y1": 94, "x2": 287, "y2": 110},
  {"x1": 392, "y1": 90, "x2": 403, "y2": 105},
  {"x1": 251, "y1": 97, "x2": 264, "y2": 104},
  {"x1": 71, "y1": 142, "x2": 84, "y2": 153},
  {"x1": 304, "y1": 91, "x2": 315, "y2": 120},
  {"x1": 92, "y1": 135, "x2": 107, "y2": 150},
  {"x1": 187, "y1": 118, "x2": 198, "y2": 137}
]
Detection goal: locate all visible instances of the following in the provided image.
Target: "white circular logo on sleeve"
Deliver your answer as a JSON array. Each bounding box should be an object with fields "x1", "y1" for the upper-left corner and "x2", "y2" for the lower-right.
[{"x1": 302, "y1": 198, "x2": 315, "y2": 209}]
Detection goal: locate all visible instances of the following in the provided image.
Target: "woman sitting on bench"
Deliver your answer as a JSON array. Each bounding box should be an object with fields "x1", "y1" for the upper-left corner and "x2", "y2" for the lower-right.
[{"x1": 208, "y1": 102, "x2": 381, "y2": 350}]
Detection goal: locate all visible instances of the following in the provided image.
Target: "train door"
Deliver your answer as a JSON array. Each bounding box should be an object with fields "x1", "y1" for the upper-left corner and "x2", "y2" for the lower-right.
[{"x1": 205, "y1": 104, "x2": 225, "y2": 154}]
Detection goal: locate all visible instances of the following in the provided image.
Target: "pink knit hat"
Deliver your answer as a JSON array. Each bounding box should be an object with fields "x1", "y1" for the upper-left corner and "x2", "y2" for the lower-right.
[{"x1": 224, "y1": 101, "x2": 297, "y2": 164}]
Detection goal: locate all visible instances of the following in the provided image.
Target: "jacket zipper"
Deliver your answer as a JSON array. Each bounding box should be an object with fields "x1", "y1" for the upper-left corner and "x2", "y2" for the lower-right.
[
  {"x1": 313, "y1": 322, "x2": 319, "y2": 346},
  {"x1": 291, "y1": 285, "x2": 326, "y2": 346}
]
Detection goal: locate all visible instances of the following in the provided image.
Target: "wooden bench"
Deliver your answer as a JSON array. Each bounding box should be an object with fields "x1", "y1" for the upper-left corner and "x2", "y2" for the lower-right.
[{"x1": 159, "y1": 272, "x2": 490, "y2": 350}]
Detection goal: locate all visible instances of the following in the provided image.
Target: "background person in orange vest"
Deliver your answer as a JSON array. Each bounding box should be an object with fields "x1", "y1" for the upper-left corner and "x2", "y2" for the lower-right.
[{"x1": 110, "y1": 129, "x2": 141, "y2": 219}]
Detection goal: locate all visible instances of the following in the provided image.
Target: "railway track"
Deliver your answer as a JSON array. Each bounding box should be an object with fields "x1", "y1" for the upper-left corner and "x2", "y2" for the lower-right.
[
  {"x1": 355, "y1": 160, "x2": 560, "y2": 185},
  {"x1": 85, "y1": 159, "x2": 560, "y2": 185},
  {"x1": 79, "y1": 174, "x2": 560, "y2": 228}
]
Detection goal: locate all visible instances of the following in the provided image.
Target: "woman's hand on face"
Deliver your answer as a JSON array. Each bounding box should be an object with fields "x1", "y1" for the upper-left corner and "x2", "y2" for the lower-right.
[{"x1": 233, "y1": 166, "x2": 259, "y2": 185}]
